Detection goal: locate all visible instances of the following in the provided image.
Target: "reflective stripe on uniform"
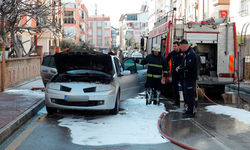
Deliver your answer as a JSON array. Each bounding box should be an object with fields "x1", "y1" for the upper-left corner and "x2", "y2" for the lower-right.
[
  {"x1": 163, "y1": 71, "x2": 168, "y2": 74},
  {"x1": 148, "y1": 63, "x2": 163, "y2": 68},
  {"x1": 147, "y1": 73, "x2": 162, "y2": 78},
  {"x1": 139, "y1": 59, "x2": 142, "y2": 64}
]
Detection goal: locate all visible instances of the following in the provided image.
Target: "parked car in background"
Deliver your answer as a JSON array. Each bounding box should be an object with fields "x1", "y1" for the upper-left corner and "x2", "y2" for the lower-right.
[
  {"x1": 132, "y1": 52, "x2": 142, "y2": 58},
  {"x1": 44, "y1": 50, "x2": 146, "y2": 115},
  {"x1": 123, "y1": 51, "x2": 128, "y2": 57}
]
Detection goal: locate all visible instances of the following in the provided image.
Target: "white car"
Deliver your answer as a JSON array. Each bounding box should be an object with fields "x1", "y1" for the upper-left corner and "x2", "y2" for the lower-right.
[
  {"x1": 132, "y1": 52, "x2": 142, "y2": 58},
  {"x1": 44, "y1": 50, "x2": 146, "y2": 115}
]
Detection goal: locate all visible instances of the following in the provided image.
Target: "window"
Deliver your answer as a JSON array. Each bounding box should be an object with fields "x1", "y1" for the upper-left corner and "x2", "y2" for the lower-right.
[
  {"x1": 98, "y1": 21, "x2": 101, "y2": 27},
  {"x1": 126, "y1": 14, "x2": 137, "y2": 21},
  {"x1": 135, "y1": 23, "x2": 139, "y2": 27},
  {"x1": 98, "y1": 29, "x2": 101, "y2": 35},
  {"x1": 64, "y1": 11, "x2": 74, "y2": 24},
  {"x1": 98, "y1": 38, "x2": 101, "y2": 44},
  {"x1": 81, "y1": 11, "x2": 85, "y2": 19},
  {"x1": 126, "y1": 31, "x2": 133, "y2": 36},
  {"x1": 88, "y1": 38, "x2": 92, "y2": 44},
  {"x1": 88, "y1": 30, "x2": 92, "y2": 35},
  {"x1": 240, "y1": 0, "x2": 248, "y2": 16},
  {"x1": 203, "y1": 0, "x2": 207, "y2": 20},
  {"x1": 141, "y1": 23, "x2": 146, "y2": 27},
  {"x1": 89, "y1": 22, "x2": 92, "y2": 27},
  {"x1": 105, "y1": 21, "x2": 110, "y2": 28}
]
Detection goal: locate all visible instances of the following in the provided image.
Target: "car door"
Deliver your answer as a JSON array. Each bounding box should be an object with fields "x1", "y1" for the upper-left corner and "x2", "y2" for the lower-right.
[
  {"x1": 40, "y1": 56, "x2": 57, "y2": 86},
  {"x1": 116, "y1": 58, "x2": 140, "y2": 100},
  {"x1": 135, "y1": 58, "x2": 147, "y2": 93}
]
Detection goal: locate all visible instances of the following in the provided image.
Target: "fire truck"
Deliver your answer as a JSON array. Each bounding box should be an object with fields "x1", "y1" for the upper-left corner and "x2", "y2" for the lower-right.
[{"x1": 145, "y1": 9, "x2": 237, "y2": 96}]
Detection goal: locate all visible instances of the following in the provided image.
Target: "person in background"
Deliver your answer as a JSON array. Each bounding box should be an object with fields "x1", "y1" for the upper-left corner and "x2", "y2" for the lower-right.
[
  {"x1": 108, "y1": 48, "x2": 115, "y2": 55},
  {"x1": 166, "y1": 41, "x2": 185, "y2": 107},
  {"x1": 65, "y1": 46, "x2": 71, "y2": 51},
  {"x1": 119, "y1": 50, "x2": 124, "y2": 63},
  {"x1": 134, "y1": 44, "x2": 168, "y2": 105},
  {"x1": 176, "y1": 39, "x2": 198, "y2": 118}
]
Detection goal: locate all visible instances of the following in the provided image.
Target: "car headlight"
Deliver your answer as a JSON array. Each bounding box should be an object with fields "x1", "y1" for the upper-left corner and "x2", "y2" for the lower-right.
[
  {"x1": 47, "y1": 83, "x2": 61, "y2": 91},
  {"x1": 96, "y1": 84, "x2": 115, "y2": 92}
]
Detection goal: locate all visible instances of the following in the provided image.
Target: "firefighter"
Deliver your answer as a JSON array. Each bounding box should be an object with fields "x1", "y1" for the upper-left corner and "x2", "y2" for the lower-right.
[
  {"x1": 189, "y1": 41, "x2": 201, "y2": 109},
  {"x1": 176, "y1": 39, "x2": 198, "y2": 118},
  {"x1": 166, "y1": 41, "x2": 185, "y2": 107},
  {"x1": 134, "y1": 44, "x2": 168, "y2": 105}
]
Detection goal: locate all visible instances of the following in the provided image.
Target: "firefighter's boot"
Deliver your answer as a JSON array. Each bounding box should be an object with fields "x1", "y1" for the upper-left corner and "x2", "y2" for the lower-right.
[
  {"x1": 146, "y1": 88, "x2": 152, "y2": 105},
  {"x1": 155, "y1": 90, "x2": 161, "y2": 105}
]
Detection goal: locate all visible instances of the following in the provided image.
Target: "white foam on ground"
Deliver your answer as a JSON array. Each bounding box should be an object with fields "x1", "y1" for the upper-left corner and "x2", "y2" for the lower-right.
[
  {"x1": 206, "y1": 105, "x2": 250, "y2": 124},
  {"x1": 58, "y1": 96, "x2": 169, "y2": 146}
]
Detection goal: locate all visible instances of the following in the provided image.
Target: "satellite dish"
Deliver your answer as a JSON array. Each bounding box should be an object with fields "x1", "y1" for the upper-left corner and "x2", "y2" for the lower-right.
[{"x1": 211, "y1": 12, "x2": 219, "y2": 18}]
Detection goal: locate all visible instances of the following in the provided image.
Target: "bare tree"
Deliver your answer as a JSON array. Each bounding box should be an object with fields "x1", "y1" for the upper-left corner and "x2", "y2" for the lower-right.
[
  {"x1": 0, "y1": 0, "x2": 63, "y2": 57},
  {"x1": 125, "y1": 34, "x2": 135, "y2": 50}
]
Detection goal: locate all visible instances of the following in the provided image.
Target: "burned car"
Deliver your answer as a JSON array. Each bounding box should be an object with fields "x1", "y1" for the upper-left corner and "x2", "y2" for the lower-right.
[{"x1": 45, "y1": 50, "x2": 146, "y2": 115}]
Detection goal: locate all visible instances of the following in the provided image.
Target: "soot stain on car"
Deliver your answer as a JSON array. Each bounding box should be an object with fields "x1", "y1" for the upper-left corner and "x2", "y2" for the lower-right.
[{"x1": 52, "y1": 50, "x2": 114, "y2": 84}]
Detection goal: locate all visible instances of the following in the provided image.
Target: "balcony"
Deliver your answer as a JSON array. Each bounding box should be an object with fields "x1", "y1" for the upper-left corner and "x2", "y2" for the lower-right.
[{"x1": 212, "y1": 0, "x2": 230, "y2": 7}]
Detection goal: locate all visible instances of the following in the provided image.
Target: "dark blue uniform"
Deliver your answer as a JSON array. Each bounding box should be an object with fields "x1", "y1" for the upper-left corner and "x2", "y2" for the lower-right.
[
  {"x1": 166, "y1": 50, "x2": 185, "y2": 105},
  {"x1": 136, "y1": 53, "x2": 168, "y2": 90},
  {"x1": 178, "y1": 47, "x2": 197, "y2": 115}
]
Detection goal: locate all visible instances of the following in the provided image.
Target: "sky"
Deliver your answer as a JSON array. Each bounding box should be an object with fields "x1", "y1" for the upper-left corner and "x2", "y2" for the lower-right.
[{"x1": 81, "y1": 0, "x2": 147, "y2": 28}]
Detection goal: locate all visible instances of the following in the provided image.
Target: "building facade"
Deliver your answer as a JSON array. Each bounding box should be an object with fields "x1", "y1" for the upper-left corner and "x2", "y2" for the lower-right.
[
  {"x1": 80, "y1": 4, "x2": 88, "y2": 43},
  {"x1": 111, "y1": 26, "x2": 119, "y2": 48},
  {"x1": 119, "y1": 11, "x2": 149, "y2": 47},
  {"x1": 88, "y1": 15, "x2": 111, "y2": 51},
  {"x1": 63, "y1": 0, "x2": 82, "y2": 43},
  {"x1": 147, "y1": 0, "x2": 174, "y2": 31},
  {"x1": 37, "y1": 0, "x2": 63, "y2": 55},
  {"x1": 230, "y1": 0, "x2": 250, "y2": 55},
  {"x1": 174, "y1": 0, "x2": 230, "y2": 23}
]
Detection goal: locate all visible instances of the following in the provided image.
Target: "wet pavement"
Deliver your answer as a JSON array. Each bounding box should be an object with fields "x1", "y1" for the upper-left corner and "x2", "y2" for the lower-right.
[
  {"x1": 1, "y1": 77, "x2": 250, "y2": 149},
  {"x1": 159, "y1": 82, "x2": 250, "y2": 150}
]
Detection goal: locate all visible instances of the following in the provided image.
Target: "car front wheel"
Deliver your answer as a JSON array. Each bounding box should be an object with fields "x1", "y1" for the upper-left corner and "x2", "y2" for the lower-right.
[
  {"x1": 109, "y1": 92, "x2": 120, "y2": 115},
  {"x1": 46, "y1": 106, "x2": 57, "y2": 114}
]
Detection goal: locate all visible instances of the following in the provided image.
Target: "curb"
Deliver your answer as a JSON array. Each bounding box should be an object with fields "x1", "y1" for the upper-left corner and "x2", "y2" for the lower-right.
[{"x1": 0, "y1": 99, "x2": 45, "y2": 144}]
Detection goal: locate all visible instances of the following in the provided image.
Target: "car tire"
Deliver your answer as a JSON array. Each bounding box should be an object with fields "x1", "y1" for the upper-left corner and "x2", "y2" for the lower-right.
[
  {"x1": 109, "y1": 92, "x2": 120, "y2": 115},
  {"x1": 46, "y1": 106, "x2": 57, "y2": 114}
]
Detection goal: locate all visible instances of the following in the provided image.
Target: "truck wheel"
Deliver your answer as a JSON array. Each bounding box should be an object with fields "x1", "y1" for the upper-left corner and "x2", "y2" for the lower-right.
[
  {"x1": 109, "y1": 93, "x2": 120, "y2": 115},
  {"x1": 46, "y1": 106, "x2": 57, "y2": 114}
]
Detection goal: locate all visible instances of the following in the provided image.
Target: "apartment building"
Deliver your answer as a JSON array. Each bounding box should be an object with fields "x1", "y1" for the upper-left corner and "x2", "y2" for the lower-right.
[
  {"x1": 36, "y1": 0, "x2": 63, "y2": 55},
  {"x1": 80, "y1": 4, "x2": 88, "y2": 43},
  {"x1": 62, "y1": 0, "x2": 82, "y2": 43},
  {"x1": 87, "y1": 15, "x2": 111, "y2": 51},
  {"x1": 111, "y1": 26, "x2": 119, "y2": 48},
  {"x1": 230, "y1": 0, "x2": 250, "y2": 55},
  {"x1": 174, "y1": 0, "x2": 230, "y2": 22},
  {"x1": 119, "y1": 11, "x2": 149, "y2": 46},
  {"x1": 147, "y1": 0, "x2": 230, "y2": 30},
  {"x1": 147, "y1": 0, "x2": 174, "y2": 31}
]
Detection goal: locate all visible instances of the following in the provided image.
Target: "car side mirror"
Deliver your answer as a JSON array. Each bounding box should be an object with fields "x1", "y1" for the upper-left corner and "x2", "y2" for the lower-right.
[
  {"x1": 50, "y1": 68, "x2": 57, "y2": 74},
  {"x1": 121, "y1": 70, "x2": 131, "y2": 76}
]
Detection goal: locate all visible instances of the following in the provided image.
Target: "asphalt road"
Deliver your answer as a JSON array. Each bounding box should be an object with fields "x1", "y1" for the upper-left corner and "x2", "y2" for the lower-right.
[{"x1": 0, "y1": 107, "x2": 182, "y2": 150}]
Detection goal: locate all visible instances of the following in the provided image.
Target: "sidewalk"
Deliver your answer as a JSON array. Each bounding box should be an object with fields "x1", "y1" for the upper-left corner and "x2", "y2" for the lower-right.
[{"x1": 0, "y1": 77, "x2": 45, "y2": 144}]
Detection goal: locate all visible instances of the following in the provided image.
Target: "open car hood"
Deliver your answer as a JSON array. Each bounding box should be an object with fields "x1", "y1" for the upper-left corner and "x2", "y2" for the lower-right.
[{"x1": 54, "y1": 50, "x2": 113, "y2": 75}]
